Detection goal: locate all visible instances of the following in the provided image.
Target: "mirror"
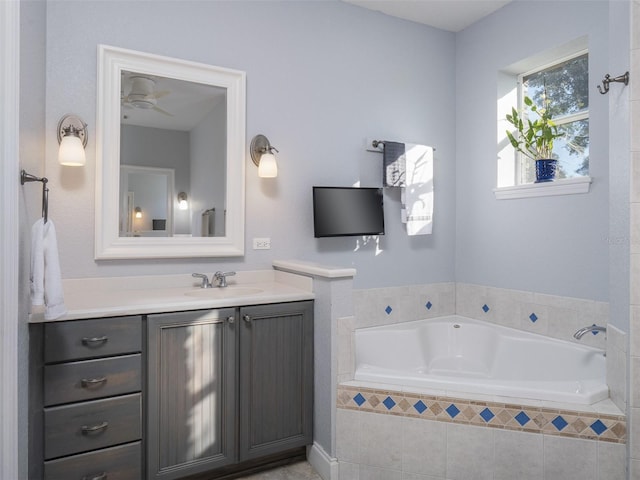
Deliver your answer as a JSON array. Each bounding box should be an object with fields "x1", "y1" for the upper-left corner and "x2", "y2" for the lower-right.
[{"x1": 96, "y1": 45, "x2": 246, "y2": 259}]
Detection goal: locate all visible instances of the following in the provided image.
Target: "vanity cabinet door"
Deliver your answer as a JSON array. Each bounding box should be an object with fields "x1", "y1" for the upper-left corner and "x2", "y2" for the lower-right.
[
  {"x1": 146, "y1": 308, "x2": 237, "y2": 480},
  {"x1": 238, "y1": 301, "x2": 313, "y2": 461}
]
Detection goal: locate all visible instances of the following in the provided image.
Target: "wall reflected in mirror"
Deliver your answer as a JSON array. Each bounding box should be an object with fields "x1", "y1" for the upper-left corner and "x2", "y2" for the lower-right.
[{"x1": 119, "y1": 70, "x2": 227, "y2": 237}]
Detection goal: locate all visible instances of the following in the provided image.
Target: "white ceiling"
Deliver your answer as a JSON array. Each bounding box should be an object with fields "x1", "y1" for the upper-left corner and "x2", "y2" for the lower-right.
[{"x1": 342, "y1": 0, "x2": 513, "y2": 32}]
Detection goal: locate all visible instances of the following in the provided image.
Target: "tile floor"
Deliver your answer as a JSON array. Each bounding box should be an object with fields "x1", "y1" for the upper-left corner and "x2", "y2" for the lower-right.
[{"x1": 237, "y1": 461, "x2": 322, "y2": 479}]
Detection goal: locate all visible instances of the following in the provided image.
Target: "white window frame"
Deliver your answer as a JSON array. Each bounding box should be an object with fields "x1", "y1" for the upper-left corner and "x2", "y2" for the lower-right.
[
  {"x1": 516, "y1": 50, "x2": 590, "y2": 185},
  {"x1": 495, "y1": 38, "x2": 592, "y2": 200}
]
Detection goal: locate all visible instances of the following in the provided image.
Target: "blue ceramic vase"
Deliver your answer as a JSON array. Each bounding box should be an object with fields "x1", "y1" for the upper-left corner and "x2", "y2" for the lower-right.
[{"x1": 535, "y1": 159, "x2": 557, "y2": 183}]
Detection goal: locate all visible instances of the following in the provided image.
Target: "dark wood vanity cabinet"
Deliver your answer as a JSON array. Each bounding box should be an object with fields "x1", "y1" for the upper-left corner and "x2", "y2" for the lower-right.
[
  {"x1": 31, "y1": 316, "x2": 143, "y2": 480},
  {"x1": 31, "y1": 300, "x2": 313, "y2": 480},
  {"x1": 146, "y1": 308, "x2": 237, "y2": 480},
  {"x1": 146, "y1": 300, "x2": 314, "y2": 480}
]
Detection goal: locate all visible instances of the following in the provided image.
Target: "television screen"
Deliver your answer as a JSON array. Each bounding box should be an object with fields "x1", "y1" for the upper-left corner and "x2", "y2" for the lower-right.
[{"x1": 313, "y1": 186, "x2": 385, "y2": 237}]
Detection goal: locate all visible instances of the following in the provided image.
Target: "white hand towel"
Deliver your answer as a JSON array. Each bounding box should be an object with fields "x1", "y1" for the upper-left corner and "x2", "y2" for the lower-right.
[
  {"x1": 31, "y1": 218, "x2": 66, "y2": 320},
  {"x1": 401, "y1": 144, "x2": 434, "y2": 236}
]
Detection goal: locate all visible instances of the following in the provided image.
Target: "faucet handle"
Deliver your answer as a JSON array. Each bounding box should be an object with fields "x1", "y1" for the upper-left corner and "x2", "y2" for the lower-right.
[
  {"x1": 213, "y1": 271, "x2": 236, "y2": 287},
  {"x1": 192, "y1": 273, "x2": 212, "y2": 288}
]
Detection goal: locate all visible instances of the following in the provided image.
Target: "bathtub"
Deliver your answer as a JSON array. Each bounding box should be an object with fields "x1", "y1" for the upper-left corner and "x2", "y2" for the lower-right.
[{"x1": 354, "y1": 315, "x2": 608, "y2": 405}]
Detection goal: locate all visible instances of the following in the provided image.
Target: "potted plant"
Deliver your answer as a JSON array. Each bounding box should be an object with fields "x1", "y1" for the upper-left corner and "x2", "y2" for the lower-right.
[{"x1": 506, "y1": 94, "x2": 564, "y2": 183}]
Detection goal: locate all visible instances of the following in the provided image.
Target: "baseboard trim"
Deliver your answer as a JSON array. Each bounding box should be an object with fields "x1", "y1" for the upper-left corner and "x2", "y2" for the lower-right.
[{"x1": 307, "y1": 442, "x2": 339, "y2": 480}]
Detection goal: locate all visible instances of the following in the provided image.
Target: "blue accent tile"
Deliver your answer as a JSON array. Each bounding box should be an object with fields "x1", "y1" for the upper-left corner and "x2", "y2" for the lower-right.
[
  {"x1": 383, "y1": 396, "x2": 396, "y2": 410},
  {"x1": 385, "y1": 305, "x2": 393, "y2": 315},
  {"x1": 514, "y1": 411, "x2": 530, "y2": 426},
  {"x1": 479, "y1": 408, "x2": 495, "y2": 423},
  {"x1": 426, "y1": 301, "x2": 433, "y2": 310},
  {"x1": 353, "y1": 393, "x2": 366, "y2": 406},
  {"x1": 413, "y1": 400, "x2": 428, "y2": 414},
  {"x1": 552, "y1": 416, "x2": 568, "y2": 431},
  {"x1": 446, "y1": 404, "x2": 460, "y2": 418},
  {"x1": 482, "y1": 304, "x2": 490, "y2": 313},
  {"x1": 529, "y1": 313, "x2": 538, "y2": 323},
  {"x1": 590, "y1": 419, "x2": 607, "y2": 436}
]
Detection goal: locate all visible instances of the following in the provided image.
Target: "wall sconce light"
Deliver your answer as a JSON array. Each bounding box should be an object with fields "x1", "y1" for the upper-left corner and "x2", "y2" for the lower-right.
[
  {"x1": 177, "y1": 192, "x2": 188, "y2": 210},
  {"x1": 134, "y1": 206, "x2": 142, "y2": 219},
  {"x1": 57, "y1": 114, "x2": 88, "y2": 166},
  {"x1": 250, "y1": 134, "x2": 279, "y2": 178}
]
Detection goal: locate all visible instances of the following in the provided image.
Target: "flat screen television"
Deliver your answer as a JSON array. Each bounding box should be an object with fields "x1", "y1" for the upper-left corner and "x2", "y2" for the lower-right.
[{"x1": 312, "y1": 186, "x2": 385, "y2": 238}]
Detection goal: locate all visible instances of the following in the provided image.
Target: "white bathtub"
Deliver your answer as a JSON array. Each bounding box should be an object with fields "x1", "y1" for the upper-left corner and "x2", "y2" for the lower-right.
[{"x1": 354, "y1": 315, "x2": 608, "y2": 405}]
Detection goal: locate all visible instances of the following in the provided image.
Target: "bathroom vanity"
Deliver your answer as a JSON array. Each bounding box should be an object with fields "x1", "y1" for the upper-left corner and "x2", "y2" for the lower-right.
[{"x1": 28, "y1": 271, "x2": 314, "y2": 480}]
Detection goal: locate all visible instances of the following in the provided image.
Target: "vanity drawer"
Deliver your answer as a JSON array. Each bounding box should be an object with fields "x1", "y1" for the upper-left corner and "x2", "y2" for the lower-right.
[
  {"x1": 44, "y1": 441, "x2": 141, "y2": 480},
  {"x1": 44, "y1": 316, "x2": 142, "y2": 363},
  {"x1": 44, "y1": 393, "x2": 141, "y2": 460},
  {"x1": 44, "y1": 354, "x2": 141, "y2": 406}
]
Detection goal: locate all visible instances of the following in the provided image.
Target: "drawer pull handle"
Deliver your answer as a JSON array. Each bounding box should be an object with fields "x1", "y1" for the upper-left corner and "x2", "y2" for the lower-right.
[
  {"x1": 82, "y1": 336, "x2": 108, "y2": 347},
  {"x1": 82, "y1": 473, "x2": 107, "y2": 480},
  {"x1": 243, "y1": 314, "x2": 252, "y2": 323},
  {"x1": 80, "y1": 377, "x2": 107, "y2": 388},
  {"x1": 227, "y1": 316, "x2": 235, "y2": 324},
  {"x1": 81, "y1": 421, "x2": 109, "y2": 434}
]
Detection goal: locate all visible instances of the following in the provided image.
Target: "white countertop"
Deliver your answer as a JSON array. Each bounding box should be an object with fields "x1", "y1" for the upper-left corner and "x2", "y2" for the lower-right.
[{"x1": 29, "y1": 269, "x2": 314, "y2": 322}]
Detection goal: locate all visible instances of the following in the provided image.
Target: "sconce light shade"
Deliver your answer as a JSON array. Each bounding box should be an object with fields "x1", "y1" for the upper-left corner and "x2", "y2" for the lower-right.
[
  {"x1": 134, "y1": 206, "x2": 142, "y2": 219},
  {"x1": 257, "y1": 153, "x2": 278, "y2": 178},
  {"x1": 57, "y1": 114, "x2": 88, "y2": 166},
  {"x1": 177, "y1": 192, "x2": 189, "y2": 210},
  {"x1": 250, "y1": 134, "x2": 279, "y2": 178}
]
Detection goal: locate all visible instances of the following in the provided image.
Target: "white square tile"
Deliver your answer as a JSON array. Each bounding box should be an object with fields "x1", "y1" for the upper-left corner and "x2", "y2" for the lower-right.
[
  {"x1": 336, "y1": 409, "x2": 360, "y2": 464},
  {"x1": 633, "y1": 2, "x2": 640, "y2": 49},
  {"x1": 493, "y1": 430, "x2": 543, "y2": 480},
  {"x1": 544, "y1": 435, "x2": 597, "y2": 480},
  {"x1": 338, "y1": 461, "x2": 359, "y2": 480},
  {"x1": 401, "y1": 417, "x2": 446, "y2": 477},
  {"x1": 633, "y1": 49, "x2": 640, "y2": 101},
  {"x1": 359, "y1": 412, "x2": 403, "y2": 470},
  {"x1": 446, "y1": 423, "x2": 494, "y2": 480},
  {"x1": 358, "y1": 464, "x2": 402, "y2": 480},
  {"x1": 597, "y1": 442, "x2": 627, "y2": 480},
  {"x1": 632, "y1": 152, "x2": 640, "y2": 203}
]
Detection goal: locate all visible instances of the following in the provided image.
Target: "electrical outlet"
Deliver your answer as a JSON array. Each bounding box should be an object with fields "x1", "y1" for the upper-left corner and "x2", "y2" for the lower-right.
[{"x1": 252, "y1": 238, "x2": 271, "y2": 250}]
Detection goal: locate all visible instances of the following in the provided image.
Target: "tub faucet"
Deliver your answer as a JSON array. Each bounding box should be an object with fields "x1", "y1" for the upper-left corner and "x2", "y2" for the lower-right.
[
  {"x1": 213, "y1": 271, "x2": 236, "y2": 288},
  {"x1": 573, "y1": 324, "x2": 606, "y2": 340}
]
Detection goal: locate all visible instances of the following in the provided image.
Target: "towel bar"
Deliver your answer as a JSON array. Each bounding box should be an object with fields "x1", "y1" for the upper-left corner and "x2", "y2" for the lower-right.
[
  {"x1": 20, "y1": 169, "x2": 49, "y2": 223},
  {"x1": 371, "y1": 139, "x2": 436, "y2": 152}
]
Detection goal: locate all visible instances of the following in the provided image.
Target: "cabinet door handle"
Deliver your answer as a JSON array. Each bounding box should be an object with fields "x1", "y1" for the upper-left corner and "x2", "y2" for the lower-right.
[
  {"x1": 80, "y1": 377, "x2": 107, "y2": 388},
  {"x1": 81, "y1": 421, "x2": 109, "y2": 434},
  {"x1": 82, "y1": 473, "x2": 107, "y2": 480},
  {"x1": 243, "y1": 314, "x2": 252, "y2": 323},
  {"x1": 81, "y1": 336, "x2": 108, "y2": 347},
  {"x1": 227, "y1": 316, "x2": 235, "y2": 324}
]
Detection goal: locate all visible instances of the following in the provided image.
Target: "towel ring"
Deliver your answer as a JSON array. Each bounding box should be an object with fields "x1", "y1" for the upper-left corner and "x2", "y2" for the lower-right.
[{"x1": 20, "y1": 170, "x2": 49, "y2": 223}]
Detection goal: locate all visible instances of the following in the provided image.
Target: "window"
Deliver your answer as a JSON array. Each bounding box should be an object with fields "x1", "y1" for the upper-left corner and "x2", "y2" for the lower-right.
[{"x1": 517, "y1": 52, "x2": 589, "y2": 184}]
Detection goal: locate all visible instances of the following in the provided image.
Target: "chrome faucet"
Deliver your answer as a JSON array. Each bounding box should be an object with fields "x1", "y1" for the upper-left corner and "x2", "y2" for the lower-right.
[
  {"x1": 573, "y1": 324, "x2": 606, "y2": 340},
  {"x1": 213, "y1": 271, "x2": 236, "y2": 288},
  {"x1": 192, "y1": 273, "x2": 213, "y2": 289}
]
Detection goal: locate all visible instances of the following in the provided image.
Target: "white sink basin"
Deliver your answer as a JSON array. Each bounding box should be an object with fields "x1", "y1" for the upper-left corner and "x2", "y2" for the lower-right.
[{"x1": 184, "y1": 287, "x2": 263, "y2": 298}]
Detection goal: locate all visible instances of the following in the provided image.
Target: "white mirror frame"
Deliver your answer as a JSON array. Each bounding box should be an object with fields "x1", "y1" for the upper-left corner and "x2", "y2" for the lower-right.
[{"x1": 96, "y1": 44, "x2": 246, "y2": 259}]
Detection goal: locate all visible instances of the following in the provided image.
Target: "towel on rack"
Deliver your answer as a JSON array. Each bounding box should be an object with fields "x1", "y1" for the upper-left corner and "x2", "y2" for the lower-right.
[
  {"x1": 383, "y1": 141, "x2": 406, "y2": 187},
  {"x1": 31, "y1": 218, "x2": 66, "y2": 320},
  {"x1": 401, "y1": 144, "x2": 434, "y2": 236}
]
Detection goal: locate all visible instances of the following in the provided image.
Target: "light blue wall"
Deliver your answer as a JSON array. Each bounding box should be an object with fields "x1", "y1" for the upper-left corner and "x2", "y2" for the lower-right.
[
  {"x1": 44, "y1": 0, "x2": 456, "y2": 289},
  {"x1": 455, "y1": 1, "x2": 611, "y2": 302}
]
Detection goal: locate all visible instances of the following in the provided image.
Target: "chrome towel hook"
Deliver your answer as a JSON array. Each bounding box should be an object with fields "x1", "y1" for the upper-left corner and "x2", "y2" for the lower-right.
[{"x1": 597, "y1": 71, "x2": 629, "y2": 95}]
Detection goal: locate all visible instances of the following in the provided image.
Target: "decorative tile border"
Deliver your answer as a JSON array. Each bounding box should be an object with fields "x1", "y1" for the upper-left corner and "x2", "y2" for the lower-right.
[{"x1": 337, "y1": 385, "x2": 626, "y2": 444}]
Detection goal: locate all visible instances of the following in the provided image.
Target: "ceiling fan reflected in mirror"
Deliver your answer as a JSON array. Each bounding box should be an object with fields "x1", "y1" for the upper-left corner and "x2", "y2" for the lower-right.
[{"x1": 121, "y1": 75, "x2": 173, "y2": 116}]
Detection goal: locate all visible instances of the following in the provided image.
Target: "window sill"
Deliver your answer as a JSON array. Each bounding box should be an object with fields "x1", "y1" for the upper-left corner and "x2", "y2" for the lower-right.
[{"x1": 494, "y1": 176, "x2": 592, "y2": 200}]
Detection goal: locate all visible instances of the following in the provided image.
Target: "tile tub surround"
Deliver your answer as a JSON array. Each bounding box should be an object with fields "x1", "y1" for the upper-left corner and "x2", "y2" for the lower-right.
[
  {"x1": 336, "y1": 385, "x2": 627, "y2": 480},
  {"x1": 336, "y1": 408, "x2": 626, "y2": 480},
  {"x1": 337, "y1": 385, "x2": 625, "y2": 444}
]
